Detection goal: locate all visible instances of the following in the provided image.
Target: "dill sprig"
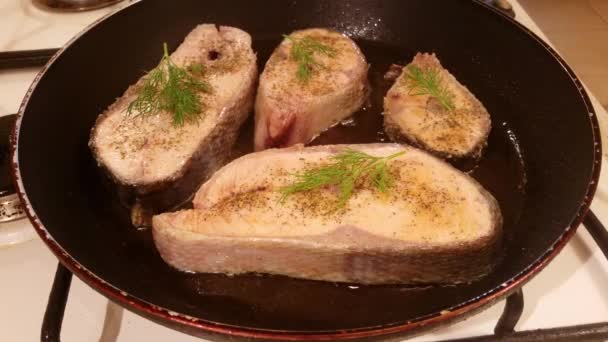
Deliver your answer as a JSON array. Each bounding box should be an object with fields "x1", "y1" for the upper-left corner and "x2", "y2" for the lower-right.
[
  {"x1": 283, "y1": 34, "x2": 337, "y2": 83},
  {"x1": 403, "y1": 64, "x2": 455, "y2": 111},
  {"x1": 279, "y1": 149, "x2": 405, "y2": 206},
  {"x1": 126, "y1": 43, "x2": 212, "y2": 127}
]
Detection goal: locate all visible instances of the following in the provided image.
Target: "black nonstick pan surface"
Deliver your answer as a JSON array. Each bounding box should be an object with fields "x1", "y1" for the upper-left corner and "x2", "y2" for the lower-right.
[{"x1": 13, "y1": 0, "x2": 601, "y2": 340}]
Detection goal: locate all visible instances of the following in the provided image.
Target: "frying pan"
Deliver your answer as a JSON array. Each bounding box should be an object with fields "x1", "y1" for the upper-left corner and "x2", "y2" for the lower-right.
[{"x1": 12, "y1": 0, "x2": 601, "y2": 340}]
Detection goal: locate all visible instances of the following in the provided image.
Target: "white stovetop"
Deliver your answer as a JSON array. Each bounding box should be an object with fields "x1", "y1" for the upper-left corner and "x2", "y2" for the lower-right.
[{"x1": 2, "y1": 1, "x2": 608, "y2": 341}]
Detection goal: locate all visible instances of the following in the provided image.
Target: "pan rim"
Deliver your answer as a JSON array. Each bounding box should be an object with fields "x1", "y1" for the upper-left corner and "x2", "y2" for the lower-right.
[{"x1": 10, "y1": 0, "x2": 602, "y2": 340}]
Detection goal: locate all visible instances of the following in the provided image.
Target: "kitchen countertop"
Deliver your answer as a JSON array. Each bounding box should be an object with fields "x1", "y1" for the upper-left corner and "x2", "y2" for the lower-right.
[{"x1": 2, "y1": 1, "x2": 608, "y2": 341}]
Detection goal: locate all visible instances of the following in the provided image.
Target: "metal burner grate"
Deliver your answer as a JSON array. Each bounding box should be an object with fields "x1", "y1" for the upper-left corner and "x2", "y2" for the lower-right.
[{"x1": 36, "y1": 212, "x2": 608, "y2": 342}]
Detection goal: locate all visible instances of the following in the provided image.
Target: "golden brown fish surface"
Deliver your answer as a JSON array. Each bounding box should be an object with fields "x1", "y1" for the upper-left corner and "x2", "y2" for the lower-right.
[
  {"x1": 254, "y1": 28, "x2": 368, "y2": 151},
  {"x1": 384, "y1": 53, "x2": 492, "y2": 161},
  {"x1": 153, "y1": 144, "x2": 502, "y2": 285},
  {"x1": 89, "y1": 24, "x2": 257, "y2": 211}
]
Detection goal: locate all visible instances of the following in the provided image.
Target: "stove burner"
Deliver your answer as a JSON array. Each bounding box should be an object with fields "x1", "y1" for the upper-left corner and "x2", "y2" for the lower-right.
[
  {"x1": 0, "y1": 115, "x2": 24, "y2": 223},
  {"x1": 0, "y1": 116, "x2": 15, "y2": 197},
  {"x1": 33, "y1": 0, "x2": 124, "y2": 12}
]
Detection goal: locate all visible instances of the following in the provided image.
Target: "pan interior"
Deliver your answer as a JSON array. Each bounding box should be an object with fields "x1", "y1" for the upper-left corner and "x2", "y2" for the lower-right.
[{"x1": 17, "y1": 0, "x2": 596, "y2": 333}]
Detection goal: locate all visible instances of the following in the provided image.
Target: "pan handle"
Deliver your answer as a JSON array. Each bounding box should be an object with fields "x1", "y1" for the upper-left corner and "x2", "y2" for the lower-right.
[
  {"x1": 0, "y1": 49, "x2": 58, "y2": 70},
  {"x1": 583, "y1": 210, "x2": 608, "y2": 260},
  {"x1": 41, "y1": 263, "x2": 72, "y2": 342}
]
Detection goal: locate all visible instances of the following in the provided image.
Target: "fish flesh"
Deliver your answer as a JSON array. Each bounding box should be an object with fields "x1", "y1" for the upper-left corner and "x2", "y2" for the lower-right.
[
  {"x1": 384, "y1": 53, "x2": 492, "y2": 161},
  {"x1": 89, "y1": 24, "x2": 257, "y2": 212},
  {"x1": 153, "y1": 144, "x2": 502, "y2": 284},
  {"x1": 254, "y1": 28, "x2": 368, "y2": 151}
]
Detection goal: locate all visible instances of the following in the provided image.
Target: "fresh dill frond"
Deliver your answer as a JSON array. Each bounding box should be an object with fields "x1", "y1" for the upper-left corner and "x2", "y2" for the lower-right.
[
  {"x1": 283, "y1": 34, "x2": 337, "y2": 83},
  {"x1": 403, "y1": 64, "x2": 455, "y2": 111},
  {"x1": 279, "y1": 149, "x2": 405, "y2": 207},
  {"x1": 126, "y1": 43, "x2": 212, "y2": 127}
]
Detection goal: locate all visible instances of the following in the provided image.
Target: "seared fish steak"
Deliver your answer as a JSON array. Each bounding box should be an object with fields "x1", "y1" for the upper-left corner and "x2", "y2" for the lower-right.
[
  {"x1": 153, "y1": 144, "x2": 502, "y2": 285},
  {"x1": 90, "y1": 24, "x2": 257, "y2": 211},
  {"x1": 254, "y1": 28, "x2": 368, "y2": 150},
  {"x1": 384, "y1": 53, "x2": 492, "y2": 161}
]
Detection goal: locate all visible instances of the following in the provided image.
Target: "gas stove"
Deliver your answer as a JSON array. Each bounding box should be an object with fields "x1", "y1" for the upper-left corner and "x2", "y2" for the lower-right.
[{"x1": 2, "y1": 1, "x2": 608, "y2": 341}]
